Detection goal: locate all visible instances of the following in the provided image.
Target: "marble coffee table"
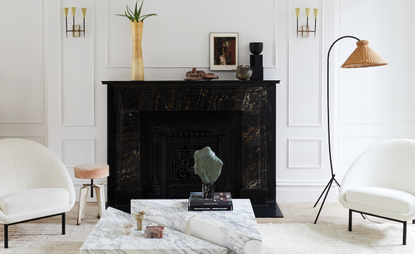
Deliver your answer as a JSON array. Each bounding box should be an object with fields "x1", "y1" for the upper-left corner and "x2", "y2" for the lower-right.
[
  {"x1": 80, "y1": 207, "x2": 226, "y2": 253},
  {"x1": 131, "y1": 199, "x2": 262, "y2": 254}
]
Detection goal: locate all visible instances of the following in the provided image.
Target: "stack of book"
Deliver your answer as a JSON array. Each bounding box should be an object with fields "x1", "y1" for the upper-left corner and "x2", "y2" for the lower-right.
[{"x1": 188, "y1": 192, "x2": 233, "y2": 211}]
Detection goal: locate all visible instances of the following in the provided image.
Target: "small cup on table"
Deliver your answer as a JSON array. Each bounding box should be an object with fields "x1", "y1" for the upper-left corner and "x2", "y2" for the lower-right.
[{"x1": 134, "y1": 211, "x2": 146, "y2": 231}]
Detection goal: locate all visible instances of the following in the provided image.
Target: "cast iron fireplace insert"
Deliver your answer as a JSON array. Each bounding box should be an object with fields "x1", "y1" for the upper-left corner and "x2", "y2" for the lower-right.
[{"x1": 102, "y1": 80, "x2": 282, "y2": 217}]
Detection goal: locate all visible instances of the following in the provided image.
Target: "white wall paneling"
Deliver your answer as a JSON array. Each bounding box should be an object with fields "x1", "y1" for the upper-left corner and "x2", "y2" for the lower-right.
[
  {"x1": 275, "y1": 0, "x2": 340, "y2": 203},
  {"x1": 0, "y1": 0, "x2": 43, "y2": 124},
  {"x1": 105, "y1": 0, "x2": 277, "y2": 69},
  {"x1": 6, "y1": 0, "x2": 412, "y2": 203},
  {"x1": 61, "y1": 138, "x2": 95, "y2": 167},
  {"x1": 338, "y1": 0, "x2": 415, "y2": 125},
  {"x1": 338, "y1": 135, "x2": 415, "y2": 165},
  {"x1": 60, "y1": 0, "x2": 95, "y2": 126},
  {"x1": 276, "y1": 179, "x2": 337, "y2": 202},
  {"x1": 0, "y1": 135, "x2": 44, "y2": 145},
  {"x1": 329, "y1": 0, "x2": 415, "y2": 182},
  {"x1": 288, "y1": 138, "x2": 322, "y2": 168},
  {"x1": 288, "y1": 0, "x2": 323, "y2": 127}
]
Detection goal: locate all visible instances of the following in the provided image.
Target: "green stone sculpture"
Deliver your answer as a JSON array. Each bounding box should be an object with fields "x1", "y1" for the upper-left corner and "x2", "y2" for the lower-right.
[{"x1": 193, "y1": 146, "x2": 223, "y2": 184}]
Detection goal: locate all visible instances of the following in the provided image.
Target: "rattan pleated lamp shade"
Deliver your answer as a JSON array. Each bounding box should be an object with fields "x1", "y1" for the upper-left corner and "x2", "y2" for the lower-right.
[{"x1": 341, "y1": 40, "x2": 388, "y2": 68}]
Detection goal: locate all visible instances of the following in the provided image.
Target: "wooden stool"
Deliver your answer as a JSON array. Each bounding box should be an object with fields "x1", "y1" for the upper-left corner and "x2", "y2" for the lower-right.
[{"x1": 74, "y1": 163, "x2": 109, "y2": 225}]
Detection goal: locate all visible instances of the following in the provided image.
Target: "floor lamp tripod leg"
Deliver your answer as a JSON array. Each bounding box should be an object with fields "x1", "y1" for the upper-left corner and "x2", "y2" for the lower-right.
[
  {"x1": 333, "y1": 177, "x2": 341, "y2": 187},
  {"x1": 314, "y1": 176, "x2": 334, "y2": 224},
  {"x1": 313, "y1": 174, "x2": 335, "y2": 208}
]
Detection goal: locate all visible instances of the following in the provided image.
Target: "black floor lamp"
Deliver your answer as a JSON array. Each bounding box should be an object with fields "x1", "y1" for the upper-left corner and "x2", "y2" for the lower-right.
[{"x1": 313, "y1": 36, "x2": 388, "y2": 224}]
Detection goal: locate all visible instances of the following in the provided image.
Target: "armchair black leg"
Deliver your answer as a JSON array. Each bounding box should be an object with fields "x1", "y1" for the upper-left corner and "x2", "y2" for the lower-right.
[
  {"x1": 62, "y1": 213, "x2": 66, "y2": 235},
  {"x1": 3, "y1": 213, "x2": 67, "y2": 248},
  {"x1": 349, "y1": 209, "x2": 408, "y2": 245},
  {"x1": 403, "y1": 221, "x2": 407, "y2": 245},
  {"x1": 4, "y1": 224, "x2": 8, "y2": 248}
]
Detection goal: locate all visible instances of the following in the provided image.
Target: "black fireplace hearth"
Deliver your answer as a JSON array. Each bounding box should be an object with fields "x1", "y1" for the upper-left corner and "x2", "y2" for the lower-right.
[{"x1": 102, "y1": 80, "x2": 282, "y2": 218}]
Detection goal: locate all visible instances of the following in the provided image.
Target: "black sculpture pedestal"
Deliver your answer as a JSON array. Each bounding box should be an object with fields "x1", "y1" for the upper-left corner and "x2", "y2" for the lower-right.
[
  {"x1": 250, "y1": 54, "x2": 263, "y2": 80},
  {"x1": 250, "y1": 42, "x2": 264, "y2": 81},
  {"x1": 202, "y1": 183, "x2": 214, "y2": 199}
]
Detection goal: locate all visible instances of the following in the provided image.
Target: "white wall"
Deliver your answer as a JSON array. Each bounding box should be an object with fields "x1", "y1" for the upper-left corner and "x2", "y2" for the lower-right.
[
  {"x1": 276, "y1": 0, "x2": 415, "y2": 202},
  {"x1": 334, "y1": 0, "x2": 415, "y2": 178},
  {"x1": 0, "y1": 0, "x2": 47, "y2": 145},
  {"x1": 276, "y1": 0, "x2": 337, "y2": 202},
  {"x1": 1, "y1": 0, "x2": 413, "y2": 203}
]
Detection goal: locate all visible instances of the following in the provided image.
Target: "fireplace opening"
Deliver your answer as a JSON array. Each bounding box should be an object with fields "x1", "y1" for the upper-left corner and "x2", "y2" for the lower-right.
[{"x1": 140, "y1": 111, "x2": 243, "y2": 199}]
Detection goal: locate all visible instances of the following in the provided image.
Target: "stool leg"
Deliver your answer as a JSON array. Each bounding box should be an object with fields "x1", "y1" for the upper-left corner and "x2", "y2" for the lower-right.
[
  {"x1": 94, "y1": 184, "x2": 106, "y2": 218},
  {"x1": 77, "y1": 184, "x2": 89, "y2": 225},
  {"x1": 91, "y1": 179, "x2": 94, "y2": 198}
]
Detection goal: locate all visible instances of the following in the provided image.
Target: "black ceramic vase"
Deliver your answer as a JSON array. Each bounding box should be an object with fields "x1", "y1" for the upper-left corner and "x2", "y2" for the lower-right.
[{"x1": 250, "y1": 42, "x2": 263, "y2": 54}]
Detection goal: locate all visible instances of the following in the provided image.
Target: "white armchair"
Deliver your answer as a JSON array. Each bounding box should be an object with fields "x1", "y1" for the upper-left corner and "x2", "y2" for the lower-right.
[
  {"x1": 0, "y1": 139, "x2": 75, "y2": 248},
  {"x1": 339, "y1": 139, "x2": 415, "y2": 245}
]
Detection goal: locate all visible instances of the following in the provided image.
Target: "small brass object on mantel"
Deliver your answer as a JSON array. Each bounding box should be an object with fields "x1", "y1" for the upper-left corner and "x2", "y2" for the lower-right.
[{"x1": 184, "y1": 68, "x2": 219, "y2": 81}]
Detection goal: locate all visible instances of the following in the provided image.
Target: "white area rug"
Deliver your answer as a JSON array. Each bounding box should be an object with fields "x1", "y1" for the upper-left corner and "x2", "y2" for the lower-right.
[
  {"x1": 1, "y1": 223, "x2": 95, "y2": 254},
  {"x1": 1, "y1": 222, "x2": 415, "y2": 253},
  {"x1": 259, "y1": 223, "x2": 415, "y2": 254}
]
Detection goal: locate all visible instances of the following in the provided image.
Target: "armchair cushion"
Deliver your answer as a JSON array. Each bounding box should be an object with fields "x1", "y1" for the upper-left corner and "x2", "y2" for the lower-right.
[
  {"x1": 0, "y1": 188, "x2": 69, "y2": 216},
  {"x1": 345, "y1": 186, "x2": 415, "y2": 214}
]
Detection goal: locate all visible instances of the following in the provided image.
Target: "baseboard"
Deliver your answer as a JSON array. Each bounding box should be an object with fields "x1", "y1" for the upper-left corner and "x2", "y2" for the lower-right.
[
  {"x1": 72, "y1": 180, "x2": 339, "y2": 203},
  {"x1": 276, "y1": 179, "x2": 340, "y2": 203}
]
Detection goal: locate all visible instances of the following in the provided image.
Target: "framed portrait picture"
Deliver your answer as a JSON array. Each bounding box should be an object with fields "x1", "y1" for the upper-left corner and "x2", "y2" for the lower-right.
[{"x1": 209, "y1": 32, "x2": 238, "y2": 71}]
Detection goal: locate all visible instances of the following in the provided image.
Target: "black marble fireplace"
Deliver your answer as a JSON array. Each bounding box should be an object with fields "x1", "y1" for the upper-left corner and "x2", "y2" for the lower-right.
[{"x1": 102, "y1": 80, "x2": 282, "y2": 217}]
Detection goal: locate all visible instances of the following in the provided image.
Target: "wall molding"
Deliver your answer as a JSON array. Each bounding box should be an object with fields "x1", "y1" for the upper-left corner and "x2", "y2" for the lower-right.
[
  {"x1": 0, "y1": 134, "x2": 44, "y2": 145},
  {"x1": 60, "y1": 138, "x2": 95, "y2": 167},
  {"x1": 338, "y1": 135, "x2": 415, "y2": 164},
  {"x1": 288, "y1": 0, "x2": 323, "y2": 127},
  {"x1": 288, "y1": 138, "x2": 323, "y2": 168},
  {"x1": 0, "y1": 0, "x2": 44, "y2": 124},
  {"x1": 104, "y1": 0, "x2": 277, "y2": 69},
  {"x1": 276, "y1": 178, "x2": 339, "y2": 202},
  {"x1": 277, "y1": 178, "x2": 340, "y2": 187},
  {"x1": 59, "y1": 0, "x2": 95, "y2": 127},
  {"x1": 337, "y1": 0, "x2": 415, "y2": 125}
]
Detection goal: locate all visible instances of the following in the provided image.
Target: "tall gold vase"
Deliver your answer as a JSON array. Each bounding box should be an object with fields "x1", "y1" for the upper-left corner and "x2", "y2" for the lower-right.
[{"x1": 130, "y1": 20, "x2": 144, "y2": 80}]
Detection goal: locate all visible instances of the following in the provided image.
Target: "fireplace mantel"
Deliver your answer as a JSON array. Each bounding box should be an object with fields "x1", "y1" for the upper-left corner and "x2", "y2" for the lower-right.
[{"x1": 102, "y1": 80, "x2": 281, "y2": 217}]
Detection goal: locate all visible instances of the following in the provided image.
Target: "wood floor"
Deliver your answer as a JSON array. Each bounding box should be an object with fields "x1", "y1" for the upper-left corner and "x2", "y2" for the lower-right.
[{"x1": 35, "y1": 200, "x2": 392, "y2": 227}]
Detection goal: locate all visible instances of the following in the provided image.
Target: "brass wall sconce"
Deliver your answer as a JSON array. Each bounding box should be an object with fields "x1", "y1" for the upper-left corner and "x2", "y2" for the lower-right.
[
  {"x1": 64, "y1": 7, "x2": 87, "y2": 38},
  {"x1": 295, "y1": 8, "x2": 318, "y2": 38}
]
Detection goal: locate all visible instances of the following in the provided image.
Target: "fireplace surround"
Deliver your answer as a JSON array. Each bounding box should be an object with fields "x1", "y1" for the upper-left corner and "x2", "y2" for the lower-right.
[{"x1": 102, "y1": 80, "x2": 281, "y2": 217}]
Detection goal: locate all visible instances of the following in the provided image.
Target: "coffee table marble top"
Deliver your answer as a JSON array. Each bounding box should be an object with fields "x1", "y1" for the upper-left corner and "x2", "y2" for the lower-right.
[
  {"x1": 80, "y1": 207, "x2": 226, "y2": 254},
  {"x1": 131, "y1": 199, "x2": 262, "y2": 254}
]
